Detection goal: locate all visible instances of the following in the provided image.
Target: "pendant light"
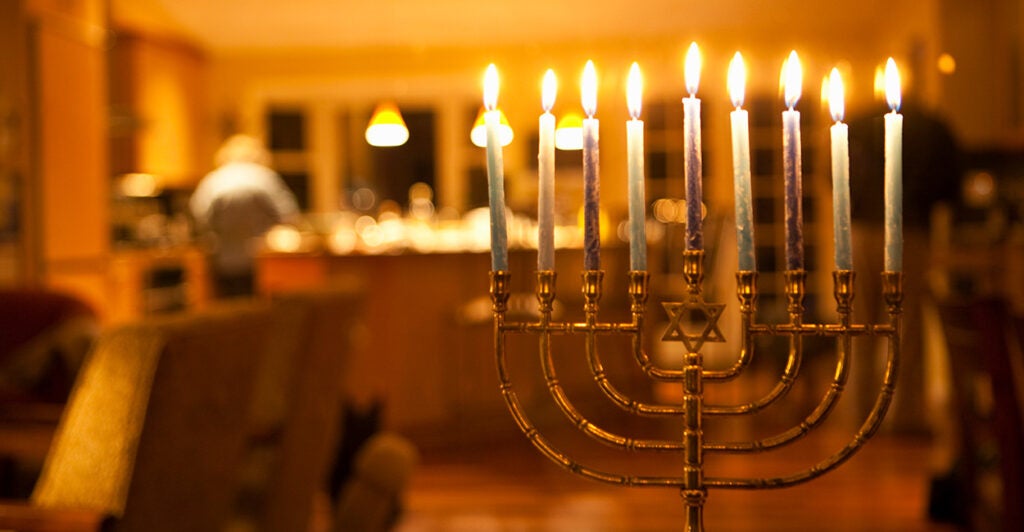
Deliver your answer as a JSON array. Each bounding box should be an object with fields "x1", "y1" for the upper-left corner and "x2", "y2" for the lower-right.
[
  {"x1": 554, "y1": 111, "x2": 583, "y2": 150},
  {"x1": 365, "y1": 102, "x2": 410, "y2": 147},
  {"x1": 470, "y1": 106, "x2": 514, "y2": 148}
]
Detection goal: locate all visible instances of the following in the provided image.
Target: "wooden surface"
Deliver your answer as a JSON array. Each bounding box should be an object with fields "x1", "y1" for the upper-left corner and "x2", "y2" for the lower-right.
[{"x1": 395, "y1": 426, "x2": 956, "y2": 532}]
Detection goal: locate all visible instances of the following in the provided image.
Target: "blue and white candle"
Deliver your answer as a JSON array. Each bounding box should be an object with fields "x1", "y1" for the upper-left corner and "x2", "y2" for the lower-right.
[
  {"x1": 781, "y1": 51, "x2": 804, "y2": 271},
  {"x1": 884, "y1": 58, "x2": 903, "y2": 272},
  {"x1": 626, "y1": 62, "x2": 647, "y2": 271},
  {"x1": 728, "y1": 52, "x2": 755, "y2": 271},
  {"x1": 828, "y1": 68, "x2": 853, "y2": 271},
  {"x1": 683, "y1": 42, "x2": 704, "y2": 251},
  {"x1": 538, "y1": 69, "x2": 557, "y2": 271},
  {"x1": 483, "y1": 64, "x2": 508, "y2": 271},
  {"x1": 581, "y1": 60, "x2": 601, "y2": 271}
]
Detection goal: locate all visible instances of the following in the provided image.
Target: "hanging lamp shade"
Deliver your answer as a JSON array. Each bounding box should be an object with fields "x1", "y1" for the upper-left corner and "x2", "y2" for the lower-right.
[
  {"x1": 470, "y1": 107, "x2": 514, "y2": 148},
  {"x1": 555, "y1": 111, "x2": 583, "y2": 150},
  {"x1": 365, "y1": 102, "x2": 410, "y2": 147}
]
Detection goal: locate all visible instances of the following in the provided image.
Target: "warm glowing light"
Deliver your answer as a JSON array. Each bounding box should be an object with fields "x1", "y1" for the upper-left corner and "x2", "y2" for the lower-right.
[
  {"x1": 542, "y1": 69, "x2": 557, "y2": 112},
  {"x1": 782, "y1": 50, "x2": 802, "y2": 109},
  {"x1": 555, "y1": 112, "x2": 583, "y2": 150},
  {"x1": 828, "y1": 68, "x2": 845, "y2": 123},
  {"x1": 365, "y1": 102, "x2": 409, "y2": 147},
  {"x1": 684, "y1": 42, "x2": 701, "y2": 96},
  {"x1": 627, "y1": 62, "x2": 643, "y2": 119},
  {"x1": 119, "y1": 173, "x2": 161, "y2": 197},
  {"x1": 581, "y1": 60, "x2": 597, "y2": 117},
  {"x1": 483, "y1": 64, "x2": 499, "y2": 111},
  {"x1": 266, "y1": 225, "x2": 303, "y2": 253},
  {"x1": 873, "y1": 64, "x2": 886, "y2": 101},
  {"x1": 937, "y1": 53, "x2": 956, "y2": 75},
  {"x1": 727, "y1": 52, "x2": 746, "y2": 108},
  {"x1": 820, "y1": 75, "x2": 830, "y2": 108},
  {"x1": 471, "y1": 107, "x2": 513, "y2": 147},
  {"x1": 885, "y1": 57, "x2": 902, "y2": 112}
]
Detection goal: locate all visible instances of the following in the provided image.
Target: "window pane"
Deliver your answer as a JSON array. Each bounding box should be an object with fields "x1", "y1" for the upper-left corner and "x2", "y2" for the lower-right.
[{"x1": 267, "y1": 110, "x2": 306, "y2": 151}]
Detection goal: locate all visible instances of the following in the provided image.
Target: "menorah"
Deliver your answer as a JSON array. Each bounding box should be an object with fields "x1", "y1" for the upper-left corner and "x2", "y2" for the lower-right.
[
  {"x1": 480, "y1": 47, "x2": 906, "y2": 530},
  {"x1": 488, "y1": 251, "x2": 903, "y2": 531}
]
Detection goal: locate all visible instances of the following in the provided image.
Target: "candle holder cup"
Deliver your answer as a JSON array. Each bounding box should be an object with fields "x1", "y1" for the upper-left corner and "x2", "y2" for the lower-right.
[{"x1": 489, "y1": 251, "x2": 901, "y2": 531}]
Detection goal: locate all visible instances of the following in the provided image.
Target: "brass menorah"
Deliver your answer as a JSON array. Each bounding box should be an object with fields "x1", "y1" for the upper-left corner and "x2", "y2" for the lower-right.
[{"x1": 489, "y1": 250, "x2": 903, "y2": 531}]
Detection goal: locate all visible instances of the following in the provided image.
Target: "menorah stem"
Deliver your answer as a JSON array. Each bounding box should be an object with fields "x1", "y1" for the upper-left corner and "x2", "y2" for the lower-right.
[
  {"x1": 680, "y1": 250, "x2": 706, "y2": 531},
  {"x1": 682, "y1": 348, "x2": 706, "y2": 531}
]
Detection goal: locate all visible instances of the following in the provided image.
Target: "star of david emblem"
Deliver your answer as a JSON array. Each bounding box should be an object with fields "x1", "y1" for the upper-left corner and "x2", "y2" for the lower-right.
[{"x1": 661, "y1": 294, "x2": 726, "y2": 353}]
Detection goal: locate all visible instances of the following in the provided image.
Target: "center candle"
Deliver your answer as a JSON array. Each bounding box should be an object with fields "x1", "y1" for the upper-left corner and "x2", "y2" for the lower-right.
[
  {"x1": 683, "y1": 42, "x2": 704, "y2": 250},
  {"x1": 781, "y1": 51, "x2": 804, "y2": 271},
  {"x1": 626, "y1": 62, "x2": 647, "y2": 271},
  {"x1": 538, "y1": 69, "x2": 557, "y2": 271},
  {"x1": 728, "y1": 52, "x2": 756, "y2": 271},
  {"x1": 581, "y1": 60, "x2": 601, "y2": 271}
]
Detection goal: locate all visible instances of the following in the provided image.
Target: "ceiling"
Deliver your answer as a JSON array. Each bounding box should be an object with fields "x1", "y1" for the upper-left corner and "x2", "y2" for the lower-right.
[{"x1": 138, "y1": 0, "x2": 893, "y2": 52}]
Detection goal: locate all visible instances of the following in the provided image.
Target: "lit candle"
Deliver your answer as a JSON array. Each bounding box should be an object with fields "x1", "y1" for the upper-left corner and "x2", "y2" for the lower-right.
[
  {"x1": 828, "y1": 68, "x2": 853, "y2": 271},
  {"x1": 683, "y1": 42, "x2": 703, "y2": 250},
  {"x1": 626, "y1": 62, "x2": 647, "y2": 271},
  {"x1": 884, "y1": 58, "x2": 903, "y2": 272},
  {"x1": 781, "y1": 51, "x2": 804, "y2": 271},
  {"x1": 538, "y1": 69, "x2": 557, "y2": 271},
  {"x1": 483, "y1": 64, "x2": 508, "y2": 271},
  {"x1": 728, "y1": 52, "x2": 755, "y2": 271},
  {"x1": 581, "y1": 60, "x2": 601, "y2": 271}
]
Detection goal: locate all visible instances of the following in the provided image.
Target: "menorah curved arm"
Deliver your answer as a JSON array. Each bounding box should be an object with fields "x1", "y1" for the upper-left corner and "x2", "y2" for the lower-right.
[
  {"x1": 624, "y1": 271, "x2": 689, "y2": 383},
  {"x1": 705, "y1": 332, "x2": 853, "y2": 451},
  {"x1": 578, "y1": 270, "x2": 688, "y2": 417},
  {"x1": 541, "y1": 328, "x2": 689, "y2": 449},
  {"x1": 706, "y1": 321, "x2": 897, "y2": 489},
  {"x1": 702, "y1": 271, "x2": 758, "y2": 381},
  {"x1": 704, "y1": 331, "x2": 803, "y2": 415},
  {"x1": 587, "y1": 338, "x2": 689, "y2": 416},
  {"x1": 493, "y1": 271, "x2": 686, "y2": 487},
  {"x1": 705, "y1": 272, "x2": 902, "y2": 488},
  {"x1": 705, "y1": 270, "x2": 811, "y2": 414},
  {"x1": 498, "y1": 347, "x2": 685, "y2": 486}
]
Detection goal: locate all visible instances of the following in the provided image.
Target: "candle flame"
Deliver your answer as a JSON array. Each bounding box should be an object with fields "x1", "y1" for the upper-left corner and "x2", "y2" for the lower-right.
[
  {"x1": 828, "y1": 68, "x2": 845, "y2": 122},
  {"x1": 885, "y1": 57, "x2": 902, "y2": 112},
  {"x1": 582, "y1": 60, "x2": 597, "y2": 117},
  {"x1": 483, "y1": 64, "x2": 499, "y2": 111},
  {"x1": 542, "y1": 69, "x2": 557, "y2": 112},
  {"x1": 727, "y1": 52, "x2": 746, "y2": 109},
  {"x1": 684, "y1": 42, "x2": 701, "y2": 96},
  {"x1": 627, "y1": 62, "x2": 643, "y2": 119},
  {"x1": 782, "y1": 50, "x2": 802, "y2": 109}
]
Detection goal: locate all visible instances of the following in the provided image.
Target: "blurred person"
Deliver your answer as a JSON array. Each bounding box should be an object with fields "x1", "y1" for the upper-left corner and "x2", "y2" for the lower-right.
[
  {"x1": 848, "y1": 101, "x2": 961, "y2": 434},
  {"x1": 190, "y1": 135, "x2": 299, "y2": 298}
]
